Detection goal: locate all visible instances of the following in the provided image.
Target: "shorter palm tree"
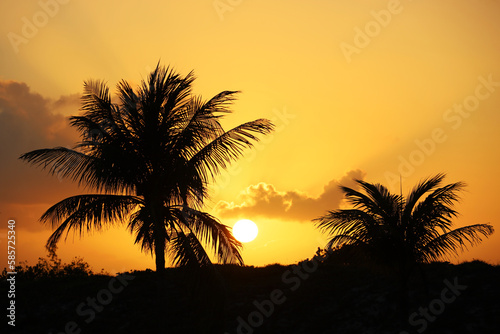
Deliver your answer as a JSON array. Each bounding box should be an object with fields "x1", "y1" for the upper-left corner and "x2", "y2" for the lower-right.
[{"x1": 314, "y1": 173, "x2": 494, "y2": 307}]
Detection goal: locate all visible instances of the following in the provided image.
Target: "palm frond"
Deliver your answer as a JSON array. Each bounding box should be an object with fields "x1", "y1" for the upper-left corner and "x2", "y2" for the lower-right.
[
  {"x1": 403, "y1": 173, "x2": 447, "y2": 218},
  {"x1": 355, "y1": 180, "x2": 401, "y2": 223},
  {"x1": 170, "y1": 91, "x2": 240, "y2": 157},
  {"x1": 174, "y1": 207, "x2": 243, "y2": 265},
  {"x1": 42, "y1": 194, "x2": 143, "y2": 249},
  {"x1": 340, "y1": 184, "x2": 382, "y2": 219},
  {"x1": 314, "y1": 209, "x2": 374, "y2": 238},
  {"x1": 128, "y1": 207, "x2": 155, "y2": 253},
  {"x1": 81, "y1": 79, "x2": 113, "y2": 121},
  {"x1": 189, "y1": 119, "x2": 274, "y2": 181},
  {"x1": 116, "y1": 80, "x2": 144, "y2": 136},
  {"x1": 410, "y1": 181, "x2": 465, "y2": 234},
  {"x1": 168, "y1": 229, "x2": 213, "y2": 268},
  {"x1": 19, "y1": 147, "x2": 95, "y2": 184},
  {"x1": 418, "y1": 224, "x2": 494, "y2": 262}
]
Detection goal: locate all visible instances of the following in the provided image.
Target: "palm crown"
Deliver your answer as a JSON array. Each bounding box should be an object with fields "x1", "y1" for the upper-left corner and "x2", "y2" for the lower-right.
[
  {"x1": 20, "y1": 64, "x2": 274, "y2": 272},
  {"x1": 314, "y1": 174, "x2": 494, "y2": 268}
]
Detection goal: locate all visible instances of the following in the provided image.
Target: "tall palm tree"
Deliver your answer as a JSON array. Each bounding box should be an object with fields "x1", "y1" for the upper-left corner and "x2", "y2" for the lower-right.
[
  {"x1": 314, "y1": 173, "x2": 494, "y2": 278},
  {"x1": 20, "y1": 64, "x2": 274, "y2": 273}
]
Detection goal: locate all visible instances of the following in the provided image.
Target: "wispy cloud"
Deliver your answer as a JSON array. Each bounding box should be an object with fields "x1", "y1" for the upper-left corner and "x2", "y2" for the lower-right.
[{"x1": 215, "y1": 170, "x2": 366, "y2": 222}]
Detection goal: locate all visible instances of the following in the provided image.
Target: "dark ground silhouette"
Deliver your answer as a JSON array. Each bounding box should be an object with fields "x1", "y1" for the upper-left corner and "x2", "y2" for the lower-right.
[{"x1": 2, "y1": 257, "x2": 499, "y2": 334}]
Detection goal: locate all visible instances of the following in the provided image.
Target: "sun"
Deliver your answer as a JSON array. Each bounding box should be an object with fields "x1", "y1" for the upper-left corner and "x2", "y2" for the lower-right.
[{"x1": 232, "y1": 219, "x2": 258, "y2": 243}]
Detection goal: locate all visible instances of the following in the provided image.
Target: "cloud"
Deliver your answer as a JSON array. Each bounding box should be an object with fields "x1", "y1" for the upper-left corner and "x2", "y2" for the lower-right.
[
  {"x1": 0, "y1": 80, "x2": 81, "y2": 230},
  {"x1": 215, "y1": 169, "x2": 366, "y2": 221}
]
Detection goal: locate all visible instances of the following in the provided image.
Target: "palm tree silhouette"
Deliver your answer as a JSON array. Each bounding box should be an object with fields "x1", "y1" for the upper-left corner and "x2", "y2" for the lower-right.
[
  {"x1": 314, "y1": 174, "x2": 494, "y2": 309},
  {"x1": 20, "y1": 64, "x2": 274, "y2": 273}
]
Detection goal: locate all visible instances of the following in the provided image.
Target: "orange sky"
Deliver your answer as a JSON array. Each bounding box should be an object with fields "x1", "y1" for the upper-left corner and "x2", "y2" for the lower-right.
[{"x1": 1, "y1": 0, "x2": 500, "y2": 274}]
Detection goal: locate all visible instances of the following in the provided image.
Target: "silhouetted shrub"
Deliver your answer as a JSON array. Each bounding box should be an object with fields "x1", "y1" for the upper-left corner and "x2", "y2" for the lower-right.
[{"x1": 1, "y1": 249, "x2": 93, "y2": 280}]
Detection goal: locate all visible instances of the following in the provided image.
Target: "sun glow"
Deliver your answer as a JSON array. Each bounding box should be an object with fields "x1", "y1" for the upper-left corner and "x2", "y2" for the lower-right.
[{"x1": 232, "y1": 219, "x2": 259, "y2": 243}]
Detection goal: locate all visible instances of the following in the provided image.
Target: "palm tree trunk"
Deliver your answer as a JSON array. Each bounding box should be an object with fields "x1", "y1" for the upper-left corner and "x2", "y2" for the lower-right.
[
  {"x1": 149, "y1": 198, "x2": 166, "y2": 274},
  {"x1": 155, "y1": 237, "x2": 166, "y2": 274}
]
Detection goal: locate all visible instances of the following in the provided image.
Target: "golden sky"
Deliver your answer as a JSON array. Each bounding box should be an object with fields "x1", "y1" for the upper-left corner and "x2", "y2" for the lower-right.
[{"x1": 1, "y1": 0, "x2": 500, "y2": 273}]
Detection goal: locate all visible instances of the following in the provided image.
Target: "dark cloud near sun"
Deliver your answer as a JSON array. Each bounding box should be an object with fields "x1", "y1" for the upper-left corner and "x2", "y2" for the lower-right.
[
  {"x1": 0, "y1": 80, "x2": 81, "y2": 230},
  {"x1": 215, "y1": 170, "x2": 366, "y2": 222}
]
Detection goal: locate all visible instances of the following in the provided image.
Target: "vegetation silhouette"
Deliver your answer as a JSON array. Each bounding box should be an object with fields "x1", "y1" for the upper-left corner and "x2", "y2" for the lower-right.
[
  {"x1": 314, "y1": 173, "x2": 494, "y2": 318},
  {"x1": 0, "y1": 246, "x2": 95, "y2": 280},
  {"x1": 19, "y1": 63, "x2": 274, "y2": 274},
  {"x1": 4, "y1": 254, "x2": 499, "y2": 333}
]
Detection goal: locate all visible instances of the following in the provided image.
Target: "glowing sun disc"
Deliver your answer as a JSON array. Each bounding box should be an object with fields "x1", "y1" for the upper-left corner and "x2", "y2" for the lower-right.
[{"x1": 232, "y1": 219, "x2": 258, "y2": 243}]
